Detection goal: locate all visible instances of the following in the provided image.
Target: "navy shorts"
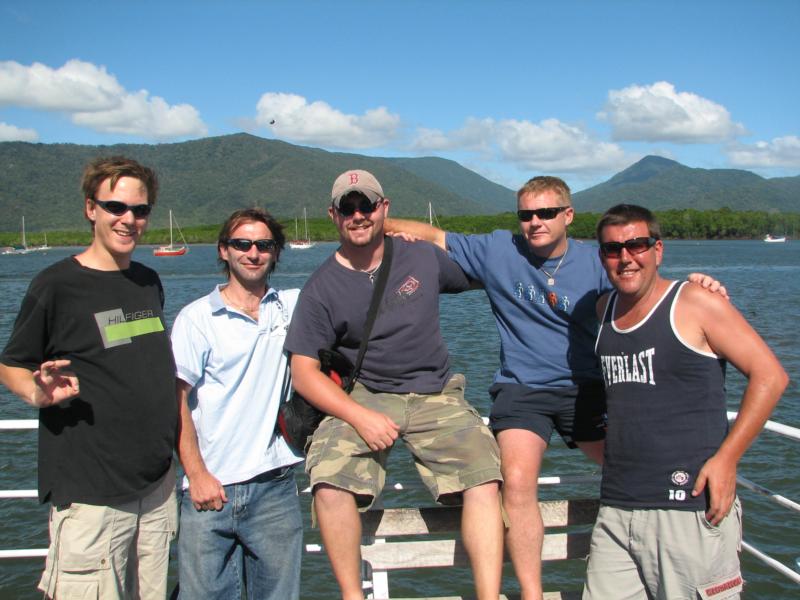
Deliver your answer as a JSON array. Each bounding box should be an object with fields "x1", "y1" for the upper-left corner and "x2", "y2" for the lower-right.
[{"x1": 489, "y1": 381, "x2": 607, "y2": 448}]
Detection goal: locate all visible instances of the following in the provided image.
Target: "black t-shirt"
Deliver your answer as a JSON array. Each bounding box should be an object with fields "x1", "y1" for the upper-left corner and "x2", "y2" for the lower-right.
[
  {"x1": 285, "y1": 238, "x2": 471, "y2": 394},
  {"x1": 1, "y1": 257, "x2": 177, "y2": 506}
]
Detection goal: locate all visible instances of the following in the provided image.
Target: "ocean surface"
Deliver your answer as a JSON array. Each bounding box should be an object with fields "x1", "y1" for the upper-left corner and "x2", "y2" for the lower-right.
[{"x1": 0, "y1": 239, "x2": 798, "y2": 599}]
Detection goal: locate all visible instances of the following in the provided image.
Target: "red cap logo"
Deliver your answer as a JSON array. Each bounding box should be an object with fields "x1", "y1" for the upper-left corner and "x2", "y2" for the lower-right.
[{"x1": 349, "y1": 173, "x2": 359, "y2": 184}]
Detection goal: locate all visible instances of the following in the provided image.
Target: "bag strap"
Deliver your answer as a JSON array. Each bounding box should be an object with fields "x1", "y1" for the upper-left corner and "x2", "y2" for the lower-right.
[{"x1": 344, "y1": 235, "x2": 394, "y2": 393}]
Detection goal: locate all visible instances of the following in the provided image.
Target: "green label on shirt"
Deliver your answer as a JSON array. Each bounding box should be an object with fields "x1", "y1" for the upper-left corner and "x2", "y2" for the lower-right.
[{"x1": 105, "y1": 317, "x2": 164, "y2": 342}]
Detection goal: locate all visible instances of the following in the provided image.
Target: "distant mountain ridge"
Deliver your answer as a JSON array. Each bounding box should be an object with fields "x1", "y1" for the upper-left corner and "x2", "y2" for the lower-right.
[
  {"x1": 1, "y1": 136, "x2": 798, "y2": 232},
  {"x1": 0, "y1": 133, "x2": 516, "y2": 231},
  {"x1": 573, "y1": 155, "x2": 800, "y2": 213}
]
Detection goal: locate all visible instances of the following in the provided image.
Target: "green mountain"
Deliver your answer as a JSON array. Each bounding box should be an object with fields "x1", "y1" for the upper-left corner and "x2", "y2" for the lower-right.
[
  {"x1": 0, "y1": 133, "x2": 515, "y2": 231},
  {"x1": 573, "y1": 155, "x2": 800, "y2": 213}
]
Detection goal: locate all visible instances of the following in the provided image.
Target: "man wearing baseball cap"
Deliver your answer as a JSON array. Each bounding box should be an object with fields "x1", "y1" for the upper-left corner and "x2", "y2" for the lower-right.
[{"x1": 285, "y1": 169, "x2": 504, "y2": 599}]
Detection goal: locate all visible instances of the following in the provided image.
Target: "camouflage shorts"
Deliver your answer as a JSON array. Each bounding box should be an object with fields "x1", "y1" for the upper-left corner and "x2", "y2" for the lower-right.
[{"x1": 306, "y1": 373, "x2": 502, "y2": 510}]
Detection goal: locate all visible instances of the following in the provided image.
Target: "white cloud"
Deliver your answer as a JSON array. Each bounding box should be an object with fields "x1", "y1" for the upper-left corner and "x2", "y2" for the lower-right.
[
  {"x1": 255, "y1": 92, "x2": 400, "y2": 149},
  {"x1": 727, "y1": 136, "x2": 800, "y2": 169},
  {"x1": 413, "y1": 117, "x2": 629, "y2": 173},
  {"x1": 0, "y1": 121, "x2": 38, "y2": 142},
  {"x1": 0, "y1": 59, "x2": 207, "y2": 139},
  {"x1": 598, "y1": 81, "x2": 746, "y2": 143},
  {"x1": 72, "y1": 91, "x2": 206, "y2": 139}
]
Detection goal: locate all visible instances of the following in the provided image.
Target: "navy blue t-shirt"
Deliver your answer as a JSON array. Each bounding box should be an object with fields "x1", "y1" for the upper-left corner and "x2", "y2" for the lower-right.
[{"x1": 285, "y1": 238, "x2": 470, "y2": 394}]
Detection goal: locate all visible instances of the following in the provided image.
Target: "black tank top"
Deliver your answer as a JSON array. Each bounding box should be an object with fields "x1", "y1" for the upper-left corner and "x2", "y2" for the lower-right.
[{"x1": 595, "y1": 281, "x2": 728, "y2": 510}]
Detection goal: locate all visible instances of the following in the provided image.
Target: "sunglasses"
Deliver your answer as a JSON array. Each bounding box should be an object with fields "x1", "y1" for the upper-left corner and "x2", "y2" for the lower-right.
[
  {"x1": 225, "y1": 238, "x2": 279, "y2": 253},
  {"x1": 600, "y1": 236, "x2": 659, "y2": 258},
  {"x1": 335, "y1": 197, "x2": 383, "y2": 217},
  {"x1": 92, "y1": 198, "x2": 152, "y2": 219},
  {"x1": 517, "y1": 206, "x2": 569, "y2": 222}
]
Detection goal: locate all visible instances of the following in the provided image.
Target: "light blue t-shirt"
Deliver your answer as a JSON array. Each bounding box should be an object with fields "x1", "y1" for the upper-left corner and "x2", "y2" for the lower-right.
[
  {"x1": 171, "y1": 285, "x2": 303, "y2": 488},
  {"x1": 447, "y1": 230, "x2": 610, "y2": 388}
]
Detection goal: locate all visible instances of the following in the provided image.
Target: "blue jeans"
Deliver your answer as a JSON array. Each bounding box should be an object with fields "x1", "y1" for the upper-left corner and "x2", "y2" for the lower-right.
[{"x1": 178, "y1": 466, "x2": 302, "y2": 600}]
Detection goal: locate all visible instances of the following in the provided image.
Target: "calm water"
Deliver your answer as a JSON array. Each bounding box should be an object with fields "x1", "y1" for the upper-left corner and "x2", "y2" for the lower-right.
[{"x1": 0, "y1": 240, "x2": 798, "y2": 599}]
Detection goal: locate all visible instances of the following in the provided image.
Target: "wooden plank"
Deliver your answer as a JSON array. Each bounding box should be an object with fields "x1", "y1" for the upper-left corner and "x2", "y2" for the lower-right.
[
  {"x1": 361, "y1": 532, "x2": 592, "y2": 570},
  {"x1": 361, "y1": 499, "x2": 599, "y2": 537}
]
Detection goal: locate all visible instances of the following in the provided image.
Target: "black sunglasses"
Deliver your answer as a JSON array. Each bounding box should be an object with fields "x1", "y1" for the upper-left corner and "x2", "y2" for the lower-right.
[
  {"x1": 335, "y1": 197, "x2": 383, "y2": 217},
  {"x1": 517, "y1": 206, "x2": 569, "y2": 222},
  {"x1": 225, "y1": 238, "x2": 279, "y2": 253},
  {"x1": 600, "y1": 236, "x2": 659, "y2": 258},
  {"x1": 92, "y1": 198, "x2": 152, "y2": 219}
]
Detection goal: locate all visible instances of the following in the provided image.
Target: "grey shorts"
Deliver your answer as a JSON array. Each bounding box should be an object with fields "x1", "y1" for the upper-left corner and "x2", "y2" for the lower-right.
[
  {"x1": 583, "y1": 500, "x2": 743, "y2": 600},
  {"x1": 305, "y1": 373, "x2": 502, "y2": 510},
  {"x1": 489, "y1": 381, "x2": 606, "y2": 447}
]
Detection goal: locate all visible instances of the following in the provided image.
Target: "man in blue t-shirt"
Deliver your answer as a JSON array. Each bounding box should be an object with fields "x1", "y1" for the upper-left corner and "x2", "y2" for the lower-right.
[{"x1": 386, "y1": 176, "x2": 724, "y2": 599}]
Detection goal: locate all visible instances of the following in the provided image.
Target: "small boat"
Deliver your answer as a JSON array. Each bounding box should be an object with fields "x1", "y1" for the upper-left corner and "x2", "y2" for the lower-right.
[
  {"x1": 32, "y1": 232, "x2": 50, "y2": 252},
  {"x1": 153, "y1": 210, "x2": 188, "y2": 256},
  {"x1": 764, "y1": 234, "x2": 787, "y2": 243},
  {"x1": 2, "y1": 217, "x2": 30, "y2": 255},
  {"x1": 288, "y1": 208, "x2": 315, "y2": 250}
]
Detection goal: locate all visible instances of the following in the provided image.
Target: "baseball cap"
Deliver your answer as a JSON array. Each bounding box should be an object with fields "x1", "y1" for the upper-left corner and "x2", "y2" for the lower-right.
[{"x1": 331, "y1": 170, "x2": 384, "y2": 207}]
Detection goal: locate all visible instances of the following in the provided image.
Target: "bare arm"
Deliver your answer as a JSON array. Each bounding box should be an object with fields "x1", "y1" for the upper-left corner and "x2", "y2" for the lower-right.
[
  {"x1": 679, "y1": 287, "x2": 788, "y2": 524},
  {"x1": 176, "y1": 378, "x2": 228, "y2": 511},
  {"x1": 0, "y1": 360, "x2": 79, "y2": 408},
  {"x1": 384, "y1": 218, "x2": 447, "y2": 251},
  {"x1": 290, "y1": 354, "x2": 399, "y2": 451}
]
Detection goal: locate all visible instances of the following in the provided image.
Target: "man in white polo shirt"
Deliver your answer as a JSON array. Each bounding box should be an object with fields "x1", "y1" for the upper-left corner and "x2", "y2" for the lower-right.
[{"x1": 171, "y1": 207, "x2": 303, "y2": 599}]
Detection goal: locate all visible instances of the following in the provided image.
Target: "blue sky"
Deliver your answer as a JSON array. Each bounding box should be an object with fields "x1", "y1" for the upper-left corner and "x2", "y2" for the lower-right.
[{"x1": 1, "y1": 0, "x2": 798, "y2": 191}]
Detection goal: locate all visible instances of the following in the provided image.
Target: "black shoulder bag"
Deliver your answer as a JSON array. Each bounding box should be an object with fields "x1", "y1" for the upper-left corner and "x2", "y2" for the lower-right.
[{"x1": 277, "y1": 236, "x2": 394, "y2": 454}]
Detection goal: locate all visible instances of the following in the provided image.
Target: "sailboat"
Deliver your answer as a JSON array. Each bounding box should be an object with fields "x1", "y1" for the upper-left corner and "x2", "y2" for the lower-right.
[
  {"x1": 33, "y1": 232, "x2": 50, "y2": 252},
  {"x1": 2, "y1": 216, "x2": 30, "y2": 255},
  {"x1": 153, "y1": 210, "x2": 188, "y2": 256},
  {"x1": 288, "y1": 207, "x2": 315, "y2": 249},
  {"x1": 427, "y1": 202, "x2": 440, "y2": 228}
]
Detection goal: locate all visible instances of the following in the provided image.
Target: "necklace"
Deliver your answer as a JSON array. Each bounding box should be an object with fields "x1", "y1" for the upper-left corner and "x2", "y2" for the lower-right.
[
  {"x1": 361, "y1": 261, "x2": 382, "y2": 284},
  {"x1": 222, "y1": 287, "x2": 262, "y2": 316},
  {"x1": 539, "y1": 241, "x2": 568, "y2": 286}
]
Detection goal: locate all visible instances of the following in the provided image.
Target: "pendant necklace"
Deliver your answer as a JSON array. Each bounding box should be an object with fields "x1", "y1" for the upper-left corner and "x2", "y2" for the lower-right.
[
  {"x1": 361, "y1": 261, "x2": 382, "y2": 284},
  {"x1": 540, "y1": 241, "x2": 568, "y2": 286}
]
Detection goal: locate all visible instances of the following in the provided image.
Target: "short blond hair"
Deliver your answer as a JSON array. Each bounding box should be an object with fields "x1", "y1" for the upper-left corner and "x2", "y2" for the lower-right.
[{"x1": 516, "y1": 176, "x2": 571, "y2": 206}]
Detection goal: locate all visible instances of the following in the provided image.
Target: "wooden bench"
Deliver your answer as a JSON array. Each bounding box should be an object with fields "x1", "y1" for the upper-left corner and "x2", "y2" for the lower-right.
[{"x1": 334, "y1": 498, "x2": 599, "y2": 599}]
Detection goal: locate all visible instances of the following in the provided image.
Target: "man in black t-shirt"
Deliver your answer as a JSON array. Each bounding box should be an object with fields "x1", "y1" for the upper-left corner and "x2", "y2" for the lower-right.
[{"x1": 0, "y1": 157, "x2": 178, "y2": 600}]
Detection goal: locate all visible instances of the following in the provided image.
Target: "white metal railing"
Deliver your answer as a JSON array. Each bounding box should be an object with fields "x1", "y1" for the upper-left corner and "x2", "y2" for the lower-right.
[{"x1": 2, "y1": 415, "x2": 800, "y2": 589}]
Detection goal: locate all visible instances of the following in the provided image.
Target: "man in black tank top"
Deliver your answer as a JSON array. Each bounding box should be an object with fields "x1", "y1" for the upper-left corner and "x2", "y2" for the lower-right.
[{"x1": 583, "y1": 204, "x2": 788, "y2": 600}]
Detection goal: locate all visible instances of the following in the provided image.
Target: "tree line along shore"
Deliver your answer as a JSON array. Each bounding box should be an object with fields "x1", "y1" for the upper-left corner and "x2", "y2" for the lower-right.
[{"x1": 1, "y1": 208, "x2": 797, "y2": 247}]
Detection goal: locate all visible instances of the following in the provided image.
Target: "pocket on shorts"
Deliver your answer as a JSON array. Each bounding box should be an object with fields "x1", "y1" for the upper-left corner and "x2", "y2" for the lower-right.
[
  {"x1": 55, "y1": 578, "x2": 101, "y2": 599},
  {"x1": 55, "y1": 504, "x2": 112, "y2": 572}
]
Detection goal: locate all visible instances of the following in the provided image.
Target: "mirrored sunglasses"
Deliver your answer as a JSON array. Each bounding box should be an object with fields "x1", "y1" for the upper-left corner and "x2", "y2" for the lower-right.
[
  {"x1": 92, "y1": 198, "x2": 152, "y2": 219},
  {"x1": 600, "y1": 236, "x2": 658, "y2": 258},
  {"x1": 226, "y1": 238, "x2": 278, "y2": 253}
]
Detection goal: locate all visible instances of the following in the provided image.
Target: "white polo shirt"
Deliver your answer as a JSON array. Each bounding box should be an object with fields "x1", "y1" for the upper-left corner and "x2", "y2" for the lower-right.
[{"x1": 171, "y1": 285, "x2": 302, "y2": 488}]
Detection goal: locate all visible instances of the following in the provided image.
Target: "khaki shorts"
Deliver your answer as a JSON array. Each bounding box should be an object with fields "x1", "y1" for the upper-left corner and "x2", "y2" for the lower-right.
[
  {"x1": 38, "y1": 462, "x2": 178, "y2": 600},
  {"x1": 583, "y1": 499, "x2": 743, "y2": 600},
  {"x1": 306, "y1": 373, "x2": 502, "y2": 510}
]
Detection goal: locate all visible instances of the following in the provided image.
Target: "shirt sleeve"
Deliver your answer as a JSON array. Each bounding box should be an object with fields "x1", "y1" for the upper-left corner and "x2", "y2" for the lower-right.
[
  {"x1": 433, "y1": 244, "x2": 471, "y2": 293},
  {"x1": 1, "y1": 281, "x2": 49, "y2": 371},
  {"x1": 445, "y1": 231, "x2": 496, "y2": 283},
  {"x1": 170, "y1": 308, "x2": 210, "y2": 387},
  {"x1": 284, "y1": 285, "x2": 337, "y2": 360}
]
